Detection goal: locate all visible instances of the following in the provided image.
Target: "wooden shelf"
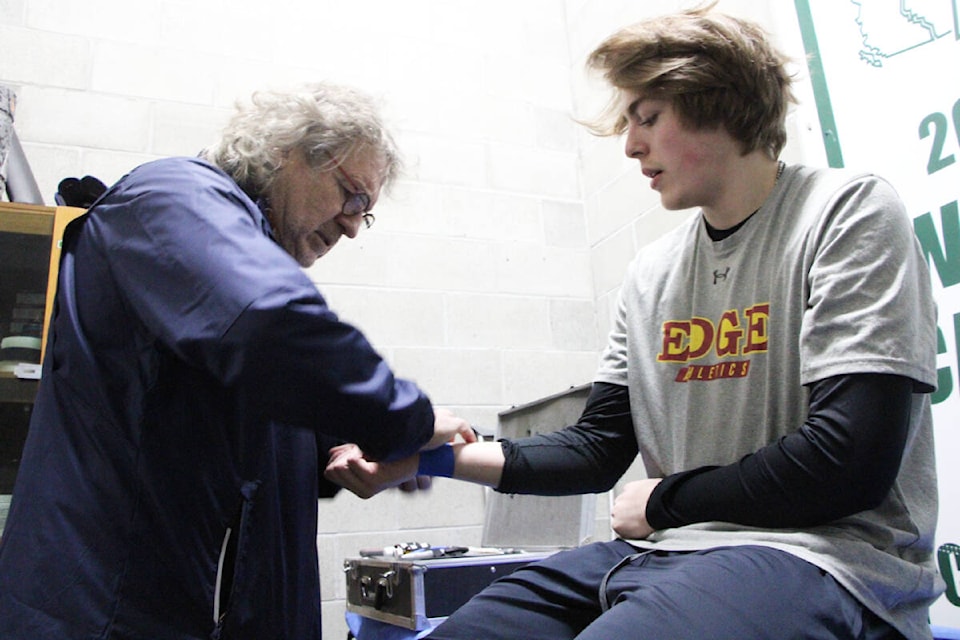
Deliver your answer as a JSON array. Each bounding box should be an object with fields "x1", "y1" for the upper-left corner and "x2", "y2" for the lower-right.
[
  {"x1": 0, "y1": 202, "x2": 85, "y2": 499},
  {"x1": 0, "y1": 202, "x2": 56, "y2": 236},
  {"x1": 0, "y1": 202, "x2": 85, "y2": 400}
]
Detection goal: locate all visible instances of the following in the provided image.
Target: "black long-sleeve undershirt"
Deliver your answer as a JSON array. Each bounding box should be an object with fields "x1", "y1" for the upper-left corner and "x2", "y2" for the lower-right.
[
  {"x1": 498, "y1": 382, "x2": 638, "y2": 495},
  {"x1": 498, "y1": 374, "x2": 914, "y2": 530}
]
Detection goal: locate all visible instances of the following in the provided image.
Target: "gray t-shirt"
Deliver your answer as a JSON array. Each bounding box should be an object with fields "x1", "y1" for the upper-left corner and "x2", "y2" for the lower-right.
[{"x1": 595, "y1": 164, "x2": 941, "y2": 639}]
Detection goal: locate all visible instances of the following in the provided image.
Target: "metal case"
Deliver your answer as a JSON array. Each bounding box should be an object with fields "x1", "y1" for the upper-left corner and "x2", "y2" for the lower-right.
[{"x1": 344, "y1": 552, "x2": 552, "y2": 630}]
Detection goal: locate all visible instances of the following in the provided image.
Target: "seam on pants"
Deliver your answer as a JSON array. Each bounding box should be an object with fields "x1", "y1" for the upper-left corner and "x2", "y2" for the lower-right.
[{"x1": 598, "y1": 550, "x2": 655, "y2": 613}]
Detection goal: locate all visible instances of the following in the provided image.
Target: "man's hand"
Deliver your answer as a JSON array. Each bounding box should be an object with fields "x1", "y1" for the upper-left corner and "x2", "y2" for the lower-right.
[
  {"x1": 324, "y1": 443, "x2": 420, "y2": 499},
  {"x1": 610, "y1": 478, "x2": 662, "y2": 539},
  {"x1": 424, "y1": 408, "x2": 477, "y2": 451},
  {"x1": 324, "y1": 408, "x2": 476, "y2": 499}
]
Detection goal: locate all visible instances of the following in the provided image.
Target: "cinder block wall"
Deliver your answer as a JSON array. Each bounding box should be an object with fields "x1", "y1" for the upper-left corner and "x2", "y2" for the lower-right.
[{"x1": 0, "y1": 1, "x2": 820, "y2": 637}]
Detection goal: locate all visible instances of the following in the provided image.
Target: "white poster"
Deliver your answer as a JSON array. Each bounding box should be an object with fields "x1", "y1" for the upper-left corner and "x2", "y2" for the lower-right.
[{"x1": 795, "y1": 0, "x2": 960, "y2": 626}]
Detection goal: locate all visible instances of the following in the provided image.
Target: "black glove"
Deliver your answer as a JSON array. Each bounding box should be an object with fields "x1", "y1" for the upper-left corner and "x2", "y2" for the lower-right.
[{"x1": 55, "y1": 175, "x2": 107, "y2": 208}]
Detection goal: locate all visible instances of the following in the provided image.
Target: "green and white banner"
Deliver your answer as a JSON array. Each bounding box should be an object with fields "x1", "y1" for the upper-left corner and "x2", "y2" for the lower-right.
[{"x1": 796, "y1": 0, "x2": 960, "y2": 625}]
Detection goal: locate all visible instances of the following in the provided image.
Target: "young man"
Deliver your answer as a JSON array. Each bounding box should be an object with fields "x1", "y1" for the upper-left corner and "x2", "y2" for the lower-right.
[{"x1": 326, "y1": 7, "x2": 942, "y2": 639}]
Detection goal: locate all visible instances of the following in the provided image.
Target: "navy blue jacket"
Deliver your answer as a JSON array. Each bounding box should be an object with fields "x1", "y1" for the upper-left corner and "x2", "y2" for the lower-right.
[{"x1": 0, "y1": 157, "x2": 434, "y2": 639}]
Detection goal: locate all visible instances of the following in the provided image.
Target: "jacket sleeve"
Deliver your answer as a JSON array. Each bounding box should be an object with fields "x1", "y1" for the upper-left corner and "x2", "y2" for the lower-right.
[{"x1": 84, "y1": 158, "x2": 433, "y2": 461}]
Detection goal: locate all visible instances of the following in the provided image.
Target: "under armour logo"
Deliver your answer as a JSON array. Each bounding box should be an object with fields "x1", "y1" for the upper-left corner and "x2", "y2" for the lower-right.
[{"x1": 713, "y1": 267, "x2": 730, "y2": 284}]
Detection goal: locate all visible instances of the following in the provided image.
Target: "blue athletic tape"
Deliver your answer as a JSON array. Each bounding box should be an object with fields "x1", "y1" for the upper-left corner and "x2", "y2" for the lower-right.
[{"x1": 417, "y1": 444, "x2": 455, "y2": 478}]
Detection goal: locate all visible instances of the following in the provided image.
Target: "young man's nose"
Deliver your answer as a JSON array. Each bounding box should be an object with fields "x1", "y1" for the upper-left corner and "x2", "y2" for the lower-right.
[{"x1": 624, "y1": 125, "x2": 647, "y2": 159}]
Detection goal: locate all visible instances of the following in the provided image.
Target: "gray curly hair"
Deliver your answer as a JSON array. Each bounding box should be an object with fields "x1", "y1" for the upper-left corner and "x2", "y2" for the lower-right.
[{"x1": 201, "y1": 82, "x2": 402, "y2": 199}]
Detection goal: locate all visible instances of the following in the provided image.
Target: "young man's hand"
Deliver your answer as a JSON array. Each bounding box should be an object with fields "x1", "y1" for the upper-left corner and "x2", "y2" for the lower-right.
[{"x1": 610, "y1": 479, "x2": 662, "y2": 539}]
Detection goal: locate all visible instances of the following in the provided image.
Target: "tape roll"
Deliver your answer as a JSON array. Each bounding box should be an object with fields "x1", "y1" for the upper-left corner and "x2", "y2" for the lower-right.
[{"x1": 0, "y1": 335, "x2": 41, "y2": 364}]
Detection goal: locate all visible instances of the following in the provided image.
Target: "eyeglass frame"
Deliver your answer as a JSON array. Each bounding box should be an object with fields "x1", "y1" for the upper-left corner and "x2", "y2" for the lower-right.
[{"x1": 325, "y1": 152, "x2": 375, "y2": 229}]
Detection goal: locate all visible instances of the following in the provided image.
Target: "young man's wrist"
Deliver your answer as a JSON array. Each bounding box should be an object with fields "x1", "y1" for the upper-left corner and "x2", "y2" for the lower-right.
[{"x1": 417, "y1": 444, "x2": 455, "y2": 477}]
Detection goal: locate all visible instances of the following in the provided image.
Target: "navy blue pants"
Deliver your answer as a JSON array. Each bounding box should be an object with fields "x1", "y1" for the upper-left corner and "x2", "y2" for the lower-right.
[{"x1": 426, "y1": 540, "x2": 903, "y2": 640}]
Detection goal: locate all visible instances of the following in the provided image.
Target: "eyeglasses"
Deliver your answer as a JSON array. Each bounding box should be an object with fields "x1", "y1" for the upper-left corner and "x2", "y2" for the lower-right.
[{"x1": 328, "y1": 157, "x2": 375, "y2": 229}]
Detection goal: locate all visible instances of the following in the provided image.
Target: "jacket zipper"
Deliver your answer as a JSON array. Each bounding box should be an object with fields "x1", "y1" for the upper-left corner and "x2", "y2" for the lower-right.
[{"x1": 213, "y1": 527, "x2": 232, "y2": 623}]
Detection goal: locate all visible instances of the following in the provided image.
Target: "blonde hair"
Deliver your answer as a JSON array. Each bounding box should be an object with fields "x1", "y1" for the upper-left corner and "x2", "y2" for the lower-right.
[
  {"x1": 202, "y1": 82, "x2": 401, "y2": 199},
  {"x1": 585, "y1": 4, "x2": 795, "y2": 158}
]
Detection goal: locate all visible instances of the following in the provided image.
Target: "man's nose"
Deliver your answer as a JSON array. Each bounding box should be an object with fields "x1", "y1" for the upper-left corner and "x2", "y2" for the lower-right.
[
  {"x1": 339, "y1": 213, "x2": 363, "y2": 239},
  {"x1": 624, "y1": 124, "x2": 647, "y2": 159}
]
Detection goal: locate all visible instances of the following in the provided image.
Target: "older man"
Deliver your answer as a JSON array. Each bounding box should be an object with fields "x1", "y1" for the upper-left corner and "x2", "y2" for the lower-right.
[{"x1": 0, "y1": 83, "x2": 472, "y2": 640}]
